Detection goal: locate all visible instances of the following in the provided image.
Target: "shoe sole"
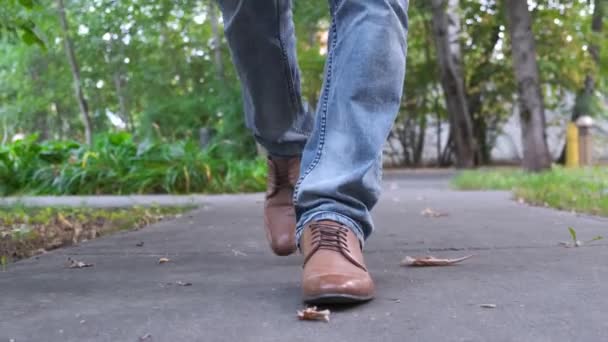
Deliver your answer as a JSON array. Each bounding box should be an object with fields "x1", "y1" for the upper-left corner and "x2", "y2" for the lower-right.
[{"x1": 303, "y1": 293, "x2": 374, "y2": 305}]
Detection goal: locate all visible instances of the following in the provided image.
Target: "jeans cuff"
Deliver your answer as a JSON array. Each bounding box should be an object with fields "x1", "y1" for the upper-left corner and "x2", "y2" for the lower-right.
[
  {"x1": 296, "y1": 211, "x2": 366, "y2": 249},
  {"x1": 256, "y1": 138, "x2": 305, "y2": 158}
]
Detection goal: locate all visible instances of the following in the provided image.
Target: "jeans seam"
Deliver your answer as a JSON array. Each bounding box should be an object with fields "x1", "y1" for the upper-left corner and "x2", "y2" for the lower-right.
[
  {"x1": 276, "y1": 0, "x2": 300, "y2": 118},
  {"x1": 292, "y1": 17, "x2": 338, "y2": 205},
  {"x1": 334, "y1": 0, "x2": 346, "y2": 14}
]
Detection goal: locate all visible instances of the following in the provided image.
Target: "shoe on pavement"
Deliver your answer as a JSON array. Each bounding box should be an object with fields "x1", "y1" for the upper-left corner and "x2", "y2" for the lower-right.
[
  {"x1": 300, "y1": 220, "x2": 375, "y2": 304},
  {"x1": 264, "y1": 156, "x2": 300, "y2": 256}
]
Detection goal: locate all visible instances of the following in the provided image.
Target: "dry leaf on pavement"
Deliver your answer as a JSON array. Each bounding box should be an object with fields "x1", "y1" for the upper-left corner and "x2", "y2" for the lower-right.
[
  {"x1": 420, "y1": 208, "x2": 448, "y2": 218},
  {"x1": 297, "y1": 307, "x2": 331, "y2": 322},
  {"x1": 158, "y1": 257, "x2": 170, "y2": 264},
  {"x1": 400, "y1": 255, "x2": 473, "y2": 267},
  {"x1": 139, "y1": 333, "x2": 152, "y2": 341},
  {"x1": 66, "y1": 257, "x2": 94, "y2": 269}
]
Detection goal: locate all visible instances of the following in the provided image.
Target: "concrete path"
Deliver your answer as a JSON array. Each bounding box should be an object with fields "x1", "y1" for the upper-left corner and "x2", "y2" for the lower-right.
[{"x1": 2, "y1": 172, "x2": 608, "y2": 341}]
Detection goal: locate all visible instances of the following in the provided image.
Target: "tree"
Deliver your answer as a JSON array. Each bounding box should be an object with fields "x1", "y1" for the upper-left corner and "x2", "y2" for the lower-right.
[
  {"x1": 56, "y1": 0, "x2": 93, "y2": 145},
  {"x1": 431, "y1": 0, "x2": 476, "y2": 168},
  {"x1": 1, "y1": 0, "x2": 604, "y2": 166},
  {"x1": 570, "y1": 0, "x2": 604, "y2": 121},
  {"x1": 505, "y1": 0, "x2": 551, "y2": 171},
  {"x1": 555, "y1": 0, "x2": 605, "y2": 164},
  {"x1": 208, "y1": 1, "x2": 225, "y2": 83}
]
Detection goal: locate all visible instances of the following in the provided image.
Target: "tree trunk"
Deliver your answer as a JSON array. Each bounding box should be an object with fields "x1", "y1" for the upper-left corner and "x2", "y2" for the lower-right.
[
  {"x1": 436, "y1": 108, "x2": 442, "y2": 167},
  {"x1": 208, "y1": 2, "x2": 224, "y2": 82},
  {"x1": 53, "y1": 102, "x2": 64, "y2": 140},
  {"x1": 413, "y1": 113, "x2": 427, "y2": 166},
  {"x1": 440, "y1": 132, "x2": 454, "y2": 166},
  {"x1": 577, "y1": 0, "x2": 603, "y2": 116},
  {"x1": 35, "y1": 111, "x2": 50, "y2": 141},
  {"x1": 107, "y1": 36, "x2": 132, "y2": 132},
  {"x1": 589, "y1": 0, "x2": 603, "y2": 66},
  {"x1": 468, "y1": 24, "x2": 501, "y2": 166},
  {"x1": 431, "y1": 0, "x2": 475, "y2": 168},
  {"x1": 56, "y1": 0, "x2": 93, "y2": 145},
  {"x1": 505, "y1": 0, "x2": 551, "y2": 172},
  {"x1": 28, "y1": 58, "x2": 50, "y2": 140},
  {"x1": 113, "y1": 71, "x2": 131, "y2": 131},
  {"x1": 1, "y1": 116, "x2": 7, "y2": 145}
]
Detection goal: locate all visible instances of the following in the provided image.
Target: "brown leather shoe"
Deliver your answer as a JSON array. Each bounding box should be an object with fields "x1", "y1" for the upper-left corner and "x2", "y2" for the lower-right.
[
  {"x1": 264, "y1": 156, "x2": 300, "y2": 256},
  {"x1": 300, "y1": 220, "x2": 375, "y2": 304}
]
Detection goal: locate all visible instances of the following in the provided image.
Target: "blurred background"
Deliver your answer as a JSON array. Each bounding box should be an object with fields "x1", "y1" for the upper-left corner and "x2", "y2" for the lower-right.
[{"x1": 0, "y1": 0, "x2": 606, "y2": 196}]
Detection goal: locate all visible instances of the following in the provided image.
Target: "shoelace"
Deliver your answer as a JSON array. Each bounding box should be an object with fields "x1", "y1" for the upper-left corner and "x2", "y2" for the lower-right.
[{"x1": 303, "y1": 222, "x2": 367, "y2": 271}]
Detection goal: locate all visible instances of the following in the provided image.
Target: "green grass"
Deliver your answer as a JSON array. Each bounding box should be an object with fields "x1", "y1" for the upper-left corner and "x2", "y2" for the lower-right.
[
  {"x1": 452, "y1": 166, "x2": 608, "y2": 216},
  {"x1": 0, "y1": 205, "x2": 193, "y2": 264},
  {"x1": 0, "y1": 133, "x2": 267, "y2": 196}
]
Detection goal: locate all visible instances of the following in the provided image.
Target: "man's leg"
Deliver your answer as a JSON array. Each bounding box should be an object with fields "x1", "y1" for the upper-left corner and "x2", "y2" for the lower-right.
[
  {"x1": 217, "y1": 0, "x2": 313, "y2": 255},
  {"x1": 295, "y1": 0, "x2": 409, "y2": 304}
]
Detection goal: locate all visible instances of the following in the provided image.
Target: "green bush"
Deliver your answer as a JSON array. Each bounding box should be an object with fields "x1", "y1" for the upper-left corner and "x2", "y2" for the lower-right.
[{"x1": 0, "y1": 133, "x2": 267, "y2": 196}]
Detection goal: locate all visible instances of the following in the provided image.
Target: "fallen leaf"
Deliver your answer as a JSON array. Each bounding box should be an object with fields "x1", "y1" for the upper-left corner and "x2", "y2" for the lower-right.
[
  {"x1": 33, "y1": 248, "x2": 48, "y2": 255},
  {"x1": 587, "y1": 236, "x2": 604, "y2": 243},
  {"x1": 57, "y1": 213, "x2": 73, "y2": 229},
  {"x1": 158, "y1": 257, "x2": 170, "y2": 264},
  {"x1": 400, "y1": 255, "x2": 473, "y2": 267},
  {"x1": 560, "y1": 236, "x2": 603, "y2": 248},
  {"x1": 232, "y1": 249, "x2": 247, "y2": 257},
  {"x1": 568, "y1": 227, "x2": 578, "y2": 242},
  {"x1": 66, "y1": 257, "x2": 94, "y2": 269},
  {"x1": 136, "y1": 241, "x2": 144, "y2": 247},
  {"x1": 139, "y1": 333, "x2": 152, "y2": 341},
  {"x1": 72, "y1": 223, "x2": 83, "y2": 244},
  {"x1": 480, "y1": 304, "x2": 497, "y2": 309},
  {"x1": 420, "y1": 208, "x2": 448, "y2": 218},
  {"x1": 297, "y1": 306, "x2": 330, "y2": 322}
]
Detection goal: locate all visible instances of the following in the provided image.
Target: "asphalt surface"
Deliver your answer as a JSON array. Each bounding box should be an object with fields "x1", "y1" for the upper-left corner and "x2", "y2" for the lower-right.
[{"x1": 2, "y1": 173, "x2": 607, "y2": 342}]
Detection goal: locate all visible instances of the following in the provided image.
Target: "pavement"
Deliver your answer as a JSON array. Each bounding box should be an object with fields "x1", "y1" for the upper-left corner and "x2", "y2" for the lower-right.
[{"x1": 2, "y1": 171, "x2": 608, "y2": 342}]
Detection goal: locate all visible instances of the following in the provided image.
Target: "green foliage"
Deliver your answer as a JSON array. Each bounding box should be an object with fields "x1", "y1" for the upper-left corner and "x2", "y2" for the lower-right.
[
  {"x1": 452, "y1": 166, "x2": 608, "y2": 216},
  {"x1": 0, "y1": 0, "x2": 606, "y2": 169},
  {"x1": 0, "y1": 133, "x2": 266, "y2": 195},
  {"x1": 0, "y1": 0, "x2": 44, "y2": 46},
  {"x1": 451, "y1": 168, "x2": 526, "y2": 190}
]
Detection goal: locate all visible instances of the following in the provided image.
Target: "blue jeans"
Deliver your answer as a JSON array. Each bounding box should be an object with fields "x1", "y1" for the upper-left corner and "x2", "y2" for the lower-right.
[{"x1": 218, "y1": 0, "x2": 409, "y2": 245}]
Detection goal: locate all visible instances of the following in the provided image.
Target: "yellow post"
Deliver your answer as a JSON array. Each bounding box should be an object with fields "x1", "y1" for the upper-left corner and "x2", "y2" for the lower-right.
[{"x1": 566, "y1": 122, "x2": 579, "y2": 168}]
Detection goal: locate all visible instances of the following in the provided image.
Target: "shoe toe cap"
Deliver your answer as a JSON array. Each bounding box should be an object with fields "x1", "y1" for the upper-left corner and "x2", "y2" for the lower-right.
[
  {"x1": 270, "y1": 234, "x2": 296, "y2": 256},
  {"x1": 303, "y1": 272, "x2": 375, "y2": 298}
]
